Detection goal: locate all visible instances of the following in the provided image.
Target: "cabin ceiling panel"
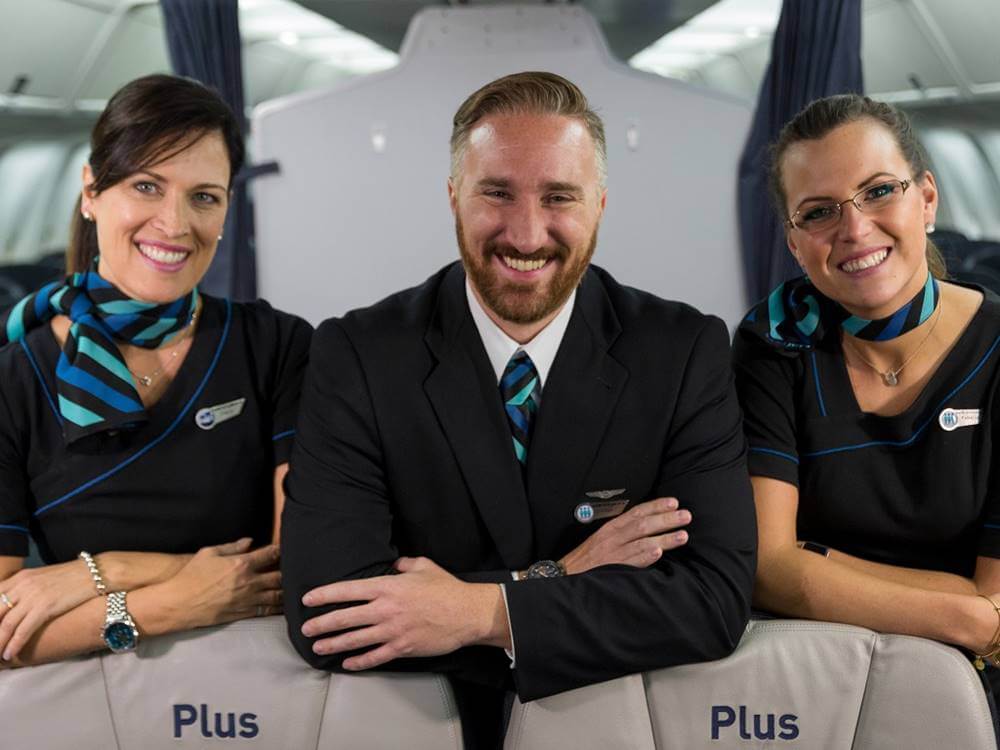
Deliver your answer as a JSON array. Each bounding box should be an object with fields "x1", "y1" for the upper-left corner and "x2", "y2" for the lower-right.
[
  {"x1": 297, "y1": 0, "x2": 717, "y2": 62},
  {"x1": 77, "y1": 3, "x2": 169, "y2": 100},
  {"x1": 292, "y1": 60, "x2": 353, "y2": 96},
  {"x1": 733, "y1": 39, "x2": 768, "y2": 92},
  {"x1": 862, "y1": 1, "x2": 955, "y2": 96},
  {"x1": 0, "y1": 0, "x2": 106, "y2": 99},
  {"x1": 244, "y1": 42, "x2": 303, "y2": 107},
  {"x1": 918, "y1": 0, "x2": 1000, "y2": 87},
  {"x1": 698, "y1": 54, "x2": 753, "y2": 99}
]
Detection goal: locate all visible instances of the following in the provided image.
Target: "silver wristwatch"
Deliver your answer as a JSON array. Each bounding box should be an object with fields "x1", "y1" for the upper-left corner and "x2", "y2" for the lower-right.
[{"x1": 101, "y1": 591, "x2": 139, "y2": 653}]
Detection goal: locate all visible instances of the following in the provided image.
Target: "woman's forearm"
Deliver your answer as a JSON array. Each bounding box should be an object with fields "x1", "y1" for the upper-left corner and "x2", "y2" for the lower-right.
[
  {"x1": 755, "y1": 546, "x2": 992, "y2": 652},
  {"x1": 94, "y1": 551, "x2": 192, "y2": 591},
  {"x1": 8, "y1": 578, "x2": 194, "y2": 668},
  {"x1": 826, "y1": 548, "x2": 978, "y2": 595}
]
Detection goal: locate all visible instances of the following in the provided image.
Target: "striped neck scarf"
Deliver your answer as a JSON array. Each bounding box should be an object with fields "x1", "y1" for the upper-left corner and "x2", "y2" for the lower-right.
[
  {"x1": 741, "y1": 272, "x2": 939, "y2": 351},
  {"x1": 1, "y1": 267, "x2": 198, "y2": 445}
]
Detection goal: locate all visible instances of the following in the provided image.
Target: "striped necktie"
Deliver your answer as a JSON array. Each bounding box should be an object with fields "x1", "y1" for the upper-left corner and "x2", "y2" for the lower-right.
[{"x1": 500, "y1": 350, "x2": 541, "y2": 465}]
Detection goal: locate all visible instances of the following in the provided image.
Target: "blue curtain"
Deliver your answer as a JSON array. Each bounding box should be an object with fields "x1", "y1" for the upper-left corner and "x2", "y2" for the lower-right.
[
  {"x1": 160, "y1": 0, "x2": 256, "y2": 301},
  {"x1": 737, "y1": 0, "x2": 863, "y2": 304}
]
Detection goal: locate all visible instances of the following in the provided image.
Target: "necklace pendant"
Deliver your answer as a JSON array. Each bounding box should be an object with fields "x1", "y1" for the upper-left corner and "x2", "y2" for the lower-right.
[
  {"x1": 883, "y1": 371, "x2": 899, "y2": 387},
  {"x1": 138, "y1": 375, "x2": 153, "y2": 387}
]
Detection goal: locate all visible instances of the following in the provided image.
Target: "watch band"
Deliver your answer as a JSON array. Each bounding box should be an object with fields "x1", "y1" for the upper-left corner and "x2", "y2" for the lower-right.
[
  {"x1": 79, "y1": 551, "x2": 107, "y2": 596},
  {"x1": 799, "y1": 541, "x2": 831, "y2": 558},
  {"x1": 102, "y1": 591, "x2": 139, "y2": 653},
  {"x1": 106, "y1": 591, "x2": 131, "y2": 620}
]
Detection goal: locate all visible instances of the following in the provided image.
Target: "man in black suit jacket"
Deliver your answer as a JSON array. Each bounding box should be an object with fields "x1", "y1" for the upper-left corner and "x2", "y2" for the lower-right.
[{"x1": 282, "y1": 72, "x2": 756, "y2": 749}]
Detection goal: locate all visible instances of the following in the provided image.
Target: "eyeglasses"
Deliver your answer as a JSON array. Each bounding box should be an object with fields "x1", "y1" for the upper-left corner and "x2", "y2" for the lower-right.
[{"x1": 786, "y1": 178, "x2": 911, "y2": 233}]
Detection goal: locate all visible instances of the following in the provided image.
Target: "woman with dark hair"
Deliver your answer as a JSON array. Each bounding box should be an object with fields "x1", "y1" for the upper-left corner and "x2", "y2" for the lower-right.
[
  {"x1": 733, "y1": 94, "x2": 1000, "y2": 680},
  {"x1": 0, "y1": 74, "x2": 311, "y2": 665}
]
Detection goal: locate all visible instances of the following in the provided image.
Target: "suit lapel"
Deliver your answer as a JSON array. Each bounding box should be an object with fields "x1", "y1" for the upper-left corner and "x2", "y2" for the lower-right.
[
  {"x1": 526, "y1": 270, "x2": 628, "y2": 514},
  {"x1": 423, "y1": 265, "x2": 534, "y2": 567}
]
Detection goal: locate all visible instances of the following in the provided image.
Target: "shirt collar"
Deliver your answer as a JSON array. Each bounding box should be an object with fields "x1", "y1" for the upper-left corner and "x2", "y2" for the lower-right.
[{"x1": 465, "y1": 278, "x2": 576, "y2": 386}]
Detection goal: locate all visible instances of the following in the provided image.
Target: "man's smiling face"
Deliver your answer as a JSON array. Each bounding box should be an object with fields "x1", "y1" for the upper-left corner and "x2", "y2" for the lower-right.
[{"x1": 449, "y1": 112, "x2": 606, "y2": 336}]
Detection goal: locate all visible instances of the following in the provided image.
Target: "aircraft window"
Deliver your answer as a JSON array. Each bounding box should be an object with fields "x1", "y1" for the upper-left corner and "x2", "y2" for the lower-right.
[
  {"x1": 976, "y1": 132, "x2": 1000, "y2": 192},
  {"x1": 921, "y1": 128, "x2": 1000, "y2": 242},
  {"x1": 0, "y1": 142, "x2": 71, "y2": 264},
  {"x1": 40, "y1": 142, "x2": 90, "y2": 259}
]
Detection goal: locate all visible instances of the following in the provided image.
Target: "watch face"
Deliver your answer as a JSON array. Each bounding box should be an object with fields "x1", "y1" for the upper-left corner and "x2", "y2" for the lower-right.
[
  {"x1": 104, "y1": 622, "x2": 137, "y2": 653},
  {"x1": 527, "y1": 560, "x2": 564, "y2": 579}
]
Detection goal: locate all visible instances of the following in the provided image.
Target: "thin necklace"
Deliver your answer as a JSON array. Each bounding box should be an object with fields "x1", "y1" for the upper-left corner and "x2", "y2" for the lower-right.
[
  {"x1": 128, "y1": 310, "x2": 198, "y2": 388},
  {"x1": 843, "y1": 301, "x2": 943, "y2": 387}
]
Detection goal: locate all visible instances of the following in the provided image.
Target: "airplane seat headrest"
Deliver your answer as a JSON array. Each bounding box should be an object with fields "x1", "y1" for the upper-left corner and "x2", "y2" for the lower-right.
[
  {"x1": 504, "y1": 619, "x2": 998, "y2": 750},
  {"x1": 0, "y1": 617, "x2": 463, "y2": 750}
]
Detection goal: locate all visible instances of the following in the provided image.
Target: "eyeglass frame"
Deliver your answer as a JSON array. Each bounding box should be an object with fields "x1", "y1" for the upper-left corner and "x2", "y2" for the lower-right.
[{"x1": 785, "y1": 177, "x2": 912, "y2": 233}]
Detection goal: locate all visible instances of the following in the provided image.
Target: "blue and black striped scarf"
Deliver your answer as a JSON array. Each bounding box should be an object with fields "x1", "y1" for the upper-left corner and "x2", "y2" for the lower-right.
[
  {"x1": 1, "y1": 267, "x2": 198, "y2": 445},
  {"x1": 741, "y1": 272, "x2": 939, "y2": 351}
]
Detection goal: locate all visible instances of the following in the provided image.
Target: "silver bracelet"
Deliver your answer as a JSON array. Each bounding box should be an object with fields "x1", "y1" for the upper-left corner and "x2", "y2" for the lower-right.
[{"x1": 79, "y1": 551, "x2": 107, "y2": 596}]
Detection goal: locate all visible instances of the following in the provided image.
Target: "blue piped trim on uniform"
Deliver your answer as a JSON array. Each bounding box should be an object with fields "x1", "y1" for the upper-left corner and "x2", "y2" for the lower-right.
[
  {"x1": 0, "y1": 523, "x2": 29, "y2": 534},
  {"x1": 272, "y1": 430, "x2": 295, "y2": 441},
  {"x1": 984, "y1": 523, "x2": 1000, "y2": 530},
  {"x1": 20, "y1": 340, "x2": 62, "y2": 426},
  {"x1": 749, "y1": 446, "x2": 799, "y2": 464},
  {"x1": 810, "y1": 350, "x2": 827, "y2": 418},
  {"x1": 803, "y1": 334, "x2": 1000, "y2": 458},
  {"x1": 34, "y1": 300, "x2": 232, "y2": 517}
]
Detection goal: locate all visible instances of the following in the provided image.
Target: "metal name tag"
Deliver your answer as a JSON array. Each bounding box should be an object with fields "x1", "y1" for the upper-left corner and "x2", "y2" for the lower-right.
[
  {"x1": 938, "y1": 408, "x2": 980, "y2": 432},
  {"x1": 195, "y1": 398, "x2": 247, "y2": 431},
  {"x1": 574, "y1": 497, "x2": 630, "y2": 524}
]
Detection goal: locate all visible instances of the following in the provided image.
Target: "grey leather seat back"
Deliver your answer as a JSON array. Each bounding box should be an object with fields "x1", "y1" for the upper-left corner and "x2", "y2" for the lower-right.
[
  {"x1": 505, "y1": 619, "x2": 997, "y2": 750},
  {"x1": 0, "y1": 617, "x2": 463, "y2": 750}
]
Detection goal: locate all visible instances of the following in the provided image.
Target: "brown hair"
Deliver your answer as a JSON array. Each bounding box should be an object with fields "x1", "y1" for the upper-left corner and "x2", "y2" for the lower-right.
[
  {"x1": 68, "y1": 74, "x2": 245, "y2": 274},
  {"x1": 450, "y1": 71, "x2": 607, "y2": 187},
  {"x1": 769, "y1": 94, "x2": 946, "y2": 279}
]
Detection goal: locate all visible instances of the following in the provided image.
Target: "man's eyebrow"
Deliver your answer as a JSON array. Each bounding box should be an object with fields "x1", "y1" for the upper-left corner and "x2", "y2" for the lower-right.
[
  {"x1": 136, "y1": 169, "x2": 227, "y2": 192},
  {"x1": 543, "y1": 181, "x2": 584, "y2": 194},
  {"x1": 475, "y1": 177, "x2": 511, "y2": 190}
]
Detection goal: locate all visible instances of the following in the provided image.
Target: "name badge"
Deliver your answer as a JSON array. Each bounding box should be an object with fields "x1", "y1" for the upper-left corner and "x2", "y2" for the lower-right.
[
  {"x1": 575, "y1": 490, "x2": 630, "y2": 524},
  {"x1": 939, "y1": 408, "x2": 980, "y2": 432},
  {"x1": 196, "y1": 398, "x2": 246, "y2": 431}
]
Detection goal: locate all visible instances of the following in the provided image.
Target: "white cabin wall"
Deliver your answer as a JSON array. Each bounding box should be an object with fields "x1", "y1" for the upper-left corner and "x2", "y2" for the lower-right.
[{"x1": 253, "y1": 5, "x2": 751, "y2": 327}]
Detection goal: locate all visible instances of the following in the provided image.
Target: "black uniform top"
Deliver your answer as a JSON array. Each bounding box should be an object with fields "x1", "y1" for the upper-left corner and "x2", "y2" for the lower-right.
[
  {"x1": 0, "y1": 295, "x2": 311, "y2": 563},
  {"x1": 733, "y1": 287, "x2": 1000, "y2": 577}
]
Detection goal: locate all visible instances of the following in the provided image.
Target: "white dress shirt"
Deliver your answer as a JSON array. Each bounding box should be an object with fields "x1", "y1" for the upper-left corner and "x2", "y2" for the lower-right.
[
  {"x1": 464, "y1": 279, "x2": 577, "y2": 666},
  {"x1": 465, "y1": 280, "x2": 576, "y2": 387}
]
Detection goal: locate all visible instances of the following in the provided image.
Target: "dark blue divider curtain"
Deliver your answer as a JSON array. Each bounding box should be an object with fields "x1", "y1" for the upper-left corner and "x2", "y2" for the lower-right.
[
  {"x1": 738, "y1": 0, "x2": 863, "y2": 304},
  {"x1": 161, "y1": 0, "x2": 256, "y2": 301}
]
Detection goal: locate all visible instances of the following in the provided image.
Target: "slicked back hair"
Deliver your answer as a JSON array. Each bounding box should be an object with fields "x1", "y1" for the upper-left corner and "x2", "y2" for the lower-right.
[{"x1": 450, "y1": 71, "x2": 607, "y2": 188}]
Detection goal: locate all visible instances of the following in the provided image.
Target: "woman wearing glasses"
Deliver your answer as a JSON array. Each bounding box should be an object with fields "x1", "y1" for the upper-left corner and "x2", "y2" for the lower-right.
[{"x1": 733, "y1": 94, "x2": 1000, "y2": 682}]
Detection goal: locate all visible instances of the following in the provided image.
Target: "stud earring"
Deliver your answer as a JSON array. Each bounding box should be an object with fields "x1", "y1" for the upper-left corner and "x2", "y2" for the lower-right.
[
  {"x1": 217, "y1": 234, "x2": 223, "y2": 241},
  {"x1": 82, "y1": 211, "x2": 92, "y2": 222},
  {"x1": 925, "y1": 223, "x2": 936, "y2": 234}
]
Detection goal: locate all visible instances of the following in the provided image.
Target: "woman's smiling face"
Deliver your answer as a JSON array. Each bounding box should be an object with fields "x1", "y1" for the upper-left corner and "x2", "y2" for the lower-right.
[
  {"x1": 780, "y1": 118, "x2": 938, "y2": 319},
  {"x1": 81, "y1": 130, "x2": 230, "y2": 304}
]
